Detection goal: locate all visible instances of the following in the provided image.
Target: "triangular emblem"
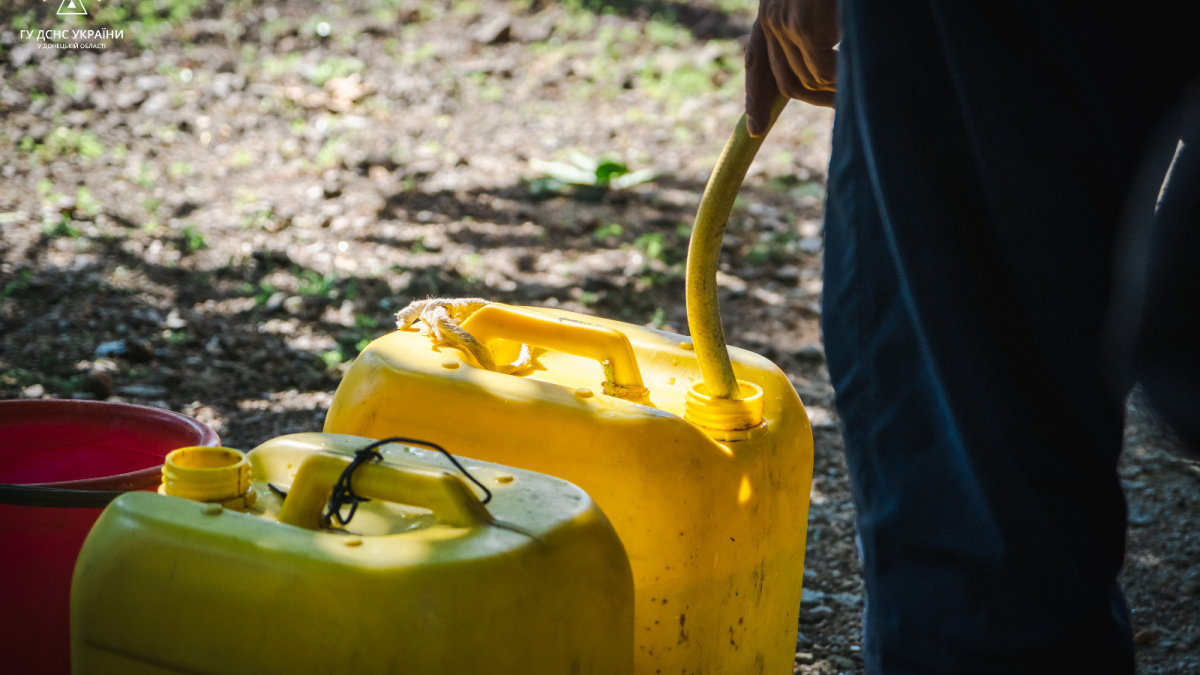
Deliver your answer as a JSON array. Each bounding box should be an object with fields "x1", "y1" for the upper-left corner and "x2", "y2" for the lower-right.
[{"x1": 58, "y1": 0, "x2": 87, "y2": 16}]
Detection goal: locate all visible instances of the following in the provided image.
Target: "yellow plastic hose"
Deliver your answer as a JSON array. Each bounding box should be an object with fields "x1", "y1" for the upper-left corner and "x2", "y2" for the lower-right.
[{"x1": 685, "y1": 97, "x2": 788, "y2": 400}]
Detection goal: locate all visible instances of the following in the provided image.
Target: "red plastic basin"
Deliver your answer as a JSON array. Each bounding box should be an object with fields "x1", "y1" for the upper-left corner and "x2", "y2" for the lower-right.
[{"x1": 0, "y1": 399, "x2": 220, "y2": 674}]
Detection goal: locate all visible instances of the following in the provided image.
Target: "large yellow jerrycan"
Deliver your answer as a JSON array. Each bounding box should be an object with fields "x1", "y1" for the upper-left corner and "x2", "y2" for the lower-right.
[
  {"x1": 71, "y1": 433, "x2": 633, "y2": 675},
  {"x1": 325, "y1": 303, "x2": 815, "y2": 674}
]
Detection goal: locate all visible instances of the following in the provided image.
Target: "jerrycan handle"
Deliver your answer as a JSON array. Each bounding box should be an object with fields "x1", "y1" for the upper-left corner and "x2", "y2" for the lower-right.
[
  {"x1": 278, "y1": 452, "x2": 493, "y2": 530},
  {"x1": 460, "y1": 304, "x2": 650, "y2": 403}
]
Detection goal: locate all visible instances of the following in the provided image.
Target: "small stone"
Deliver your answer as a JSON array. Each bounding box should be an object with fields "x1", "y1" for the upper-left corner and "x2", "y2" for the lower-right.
[
  {"x1": 829, "y1": 655, "x2": 856, "y2": 669},
  {"x1": 136, "y1": 75, "x2": 167, "y2": 91},
  {"x1": 95, "y1": 340, "x2": 126, "y2": 358},
  {"x1": 794, "y1": 651, "x2": 814, "y2": 664},
  {"x1": 165, "y1": 309, "x2": 187, "y2": 329},
  {"x1": 11, "y1": 43, "x2": 36, "y2": 68},
  {"x1": 264, "y1": 291, "x2": 288, "y2": 312},
  {"x1": 798, "y1": 605, "x2": 833, "y2": 624},
  {"x1": 80, "y1": 369, "x2": 114, "y2": 399},
  {"x1": 829, "y1": 592, "x2": 864, "y2": 608},
  {"x1": 472, "y1": 15, "x2": 512, "y2": 44},
  {"x1": 794, "y1": 344, "x2": 825, "y2": 363},
  {"x1": 1128, "y1": 510, "x2": 1157, "y2": 526},
  {"x1": 806, "y1": 406, "x2": 837, "y2": 429},
  {"x1": 21, "y1": 384, "x2": 45, "y2": 398},
  {"x1": 115, "y1": 89, "x2": 147, "y2": 109},
  {"x1": 1134, "y1": 627, "x2": 1162, "y2": 646},
  {"x1": 131, "y1": 308, "x2": 164, "y2": 325},
  {"x1": 117, "y1": 384, "x2": 169, "y2": 398},
  {"x1": 774, "y1": 265, "x2": 802, "y2": 282},
  {"x1": 801, "y1": 588, "x2": 826, "y2": 605},
  {"x1": 124, "y1": 340, "x2": 154, "y2": 364},
  {"x1": 283, "y1": 296, "x2": 305, "y2": 314}
]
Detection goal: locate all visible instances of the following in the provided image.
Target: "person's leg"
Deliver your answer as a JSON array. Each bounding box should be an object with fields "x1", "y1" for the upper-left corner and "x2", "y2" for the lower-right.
[
  {"x1": 1132, "y1": 103, "x2": 1200, "y2": 447},
  {"x1": 822, "y1": 2, "x2": 1194, "y2": 672}
]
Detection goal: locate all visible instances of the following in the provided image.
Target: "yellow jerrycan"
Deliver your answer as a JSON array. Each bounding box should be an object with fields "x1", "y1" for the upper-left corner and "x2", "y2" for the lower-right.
[
  {"x1": 326, "y1": 101, "x2": 811, "y2": 675},
  {"x1": 71, "y1": 433, "x2": 634, "y2": 675}
]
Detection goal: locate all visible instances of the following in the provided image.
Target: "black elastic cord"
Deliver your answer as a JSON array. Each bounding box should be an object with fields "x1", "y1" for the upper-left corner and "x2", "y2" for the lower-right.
[
  {"x1": 320, "y1": 436, "x2": 492, "y2": 528},
  {"x1": 380, "y1": 436, "x2": 493, "y2": 505}
]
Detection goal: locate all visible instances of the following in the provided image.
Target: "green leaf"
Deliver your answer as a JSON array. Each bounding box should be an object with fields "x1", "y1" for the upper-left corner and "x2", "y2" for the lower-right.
[
  {"x1": 530, "y1": 158, "x2": 597, "y2": 185},
  {"x1": 567, "y1": 151, "x2": 600, "y2": 173},
  {"x1": 593, "y1": 159, "x2": 630, "y2": 184},
  {"x1": 609, "y1": 168, "x2": 658, "y2": 190}
]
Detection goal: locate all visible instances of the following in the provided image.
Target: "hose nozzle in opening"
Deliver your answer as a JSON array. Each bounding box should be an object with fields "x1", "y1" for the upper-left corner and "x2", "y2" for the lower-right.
[{"x1": 160, "y1": 446, "x2": 257, "y2": 511}]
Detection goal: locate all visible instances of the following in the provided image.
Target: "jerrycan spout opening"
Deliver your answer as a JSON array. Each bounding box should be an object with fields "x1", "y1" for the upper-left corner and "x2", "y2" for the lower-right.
[
  {"x1": 159, "y1": 446, "x2": 256, "y2": 511},
  {"x1": 684, "y1": 380, "x2": 765, "y2": 439}
]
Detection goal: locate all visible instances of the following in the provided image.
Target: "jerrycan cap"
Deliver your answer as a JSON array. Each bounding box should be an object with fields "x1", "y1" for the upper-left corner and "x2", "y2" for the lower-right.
[
  {"x1": 160, "y1": 446, "x2": 257, "y2": 511},
  {"x1": 683, "y1": 380, "x2": 765, "y2": 440}
]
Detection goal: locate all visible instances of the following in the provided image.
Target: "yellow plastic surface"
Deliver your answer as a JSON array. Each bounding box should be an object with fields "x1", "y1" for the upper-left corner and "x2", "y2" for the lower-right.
[
  {"x1": 72, "y1": 433, "x2": 633, "y2": 675},
  {"x1": 326, "y1": 305, "x2": 815, "y2": 674}
]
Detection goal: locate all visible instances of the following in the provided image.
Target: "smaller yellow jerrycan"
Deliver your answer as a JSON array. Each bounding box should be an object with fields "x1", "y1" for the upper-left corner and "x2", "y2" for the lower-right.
[{"x1": 70, "y1": 433, "x2": 633, "y2": 675}]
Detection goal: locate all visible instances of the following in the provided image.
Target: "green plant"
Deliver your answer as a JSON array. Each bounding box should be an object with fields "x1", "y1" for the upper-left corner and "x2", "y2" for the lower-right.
[
  {"x1": 633, "y1": 232, "x2": 666, "y2": 261},
  {"x1": 230, "y1": 150, "x2": 254, "y2": 168},
  {"x1": 746, "y1": 230, "x2": 802, "y2": 265},
  {"x1": 314, "y1": 138, "x2": 344, "y2": 169},
  {"x1": 27, "y1": 128, "x2": 107, "y2": 162},
  {"x1": 179, "y1": 224, "x2": 208, "y2": 254},
  {"x1": 529, "y1": 152, "x2": 657, "y2": 196},
  {"x1": 43, "y1": 215, "x2": 81, "y2": 239},
  {"x1": 239, "y1": 278, "x2": 278, "y2": 305},
  {"x1": 168, "y1": 162, "x2": 194, "y2": 179},
  {"x1": 0, "y1": 269, "x2": 32, "y2": 301},
  {"x1": 297, "y1": 269, "x2": 339, "y2": 298},
  {"x1": 594, "y1": 222, "x2": 624, "y2": 240},
  {"x1": 240, "y1": 204, "x2": 275, "y2": 230},
  {"x1": 75, "y1": 186, "x2": 102, "y2": 219},
  {"x1": 309, "y1": 57, "x2": 365, "y2": 87},
  {"x1": 319, "y1": 347, "x2": 348, "y2": 371}
]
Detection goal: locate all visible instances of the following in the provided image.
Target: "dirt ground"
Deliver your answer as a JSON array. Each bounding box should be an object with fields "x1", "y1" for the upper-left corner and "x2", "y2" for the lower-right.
[{"x1": 1, "y1": 1, "x2": 1196, "y2": 672}]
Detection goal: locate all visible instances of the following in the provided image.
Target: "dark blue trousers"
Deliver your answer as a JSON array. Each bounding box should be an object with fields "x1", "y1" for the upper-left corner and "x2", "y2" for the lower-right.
[{"x1": 821, "y1": 2, "x2": 1198, "y2": 673}]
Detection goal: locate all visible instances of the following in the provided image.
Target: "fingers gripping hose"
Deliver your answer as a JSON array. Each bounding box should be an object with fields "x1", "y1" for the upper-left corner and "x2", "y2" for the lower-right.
[{"x1": 686, "y1": 97, "x2": 788, "y2": 400}]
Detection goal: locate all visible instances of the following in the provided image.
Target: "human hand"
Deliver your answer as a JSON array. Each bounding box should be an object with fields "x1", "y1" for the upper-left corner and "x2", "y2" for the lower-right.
[{"x1": 745, "y1": 0, "x2": 839, "y2": 135}]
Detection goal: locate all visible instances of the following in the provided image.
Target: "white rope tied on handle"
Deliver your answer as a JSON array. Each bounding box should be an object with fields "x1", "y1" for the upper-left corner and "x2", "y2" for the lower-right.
[{"x1": 395, "y1": 298, "x2": 534, "y2": 374}]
